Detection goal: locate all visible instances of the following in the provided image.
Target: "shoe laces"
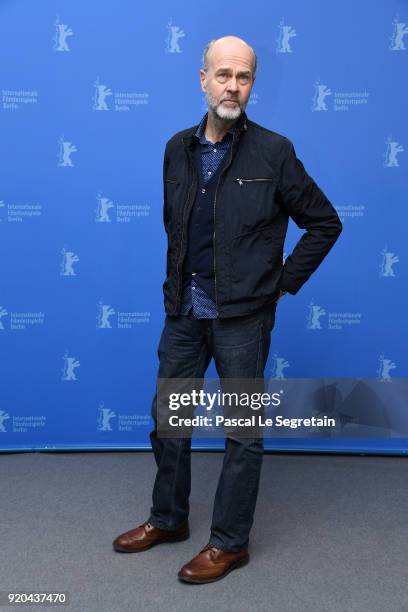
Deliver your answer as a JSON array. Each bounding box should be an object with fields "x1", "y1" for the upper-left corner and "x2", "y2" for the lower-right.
[
  {"x1": 143, "y1": 521, "x2": 154, "y2": 531},
  {"x1": 200, "y1": 542, "x2": 218, "y2": 554}
]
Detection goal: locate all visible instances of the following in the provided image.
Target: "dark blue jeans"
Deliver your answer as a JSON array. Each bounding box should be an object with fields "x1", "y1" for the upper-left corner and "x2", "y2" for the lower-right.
[{"x1": 148, "y1": 301, "x2": 277, "y2": 552}]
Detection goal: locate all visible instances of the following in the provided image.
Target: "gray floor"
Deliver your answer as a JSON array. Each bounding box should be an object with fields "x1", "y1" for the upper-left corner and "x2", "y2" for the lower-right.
[{"x1": 1, "y1": 451, "x2": 407, "y2": 612}]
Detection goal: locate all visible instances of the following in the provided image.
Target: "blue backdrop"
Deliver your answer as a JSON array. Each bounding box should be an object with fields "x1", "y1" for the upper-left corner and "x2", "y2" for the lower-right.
[{"x1": 0, "y1": 1, "x2": 407, "y2": 453}]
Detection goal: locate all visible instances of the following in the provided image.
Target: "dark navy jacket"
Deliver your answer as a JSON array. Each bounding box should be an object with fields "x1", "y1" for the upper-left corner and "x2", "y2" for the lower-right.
[{"x1": 162, "y1": 111, "x2": 343, "y2": 319}]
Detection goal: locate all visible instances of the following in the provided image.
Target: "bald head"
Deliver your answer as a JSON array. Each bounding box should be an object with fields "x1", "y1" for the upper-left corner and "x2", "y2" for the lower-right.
[
  {"x1": 199, "y1": 35, "x2": 256, "y2": 125},
  {"x1": 201, "y1": 35, "x2": 257, "y2": 78}
]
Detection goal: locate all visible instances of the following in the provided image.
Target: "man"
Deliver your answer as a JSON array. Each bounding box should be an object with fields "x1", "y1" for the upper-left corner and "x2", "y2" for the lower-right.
[{"x1": 113, "y1": 35, "x2": 342, "y2": 583}]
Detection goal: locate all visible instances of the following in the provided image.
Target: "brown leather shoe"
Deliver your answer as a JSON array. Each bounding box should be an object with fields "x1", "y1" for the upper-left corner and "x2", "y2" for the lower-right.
[
  {"x1": 113, "y1": 519, "x2": 189, "y2": 553},
  {"x1": 178, "y1": 543, "x2": 249, "y2": 583}
]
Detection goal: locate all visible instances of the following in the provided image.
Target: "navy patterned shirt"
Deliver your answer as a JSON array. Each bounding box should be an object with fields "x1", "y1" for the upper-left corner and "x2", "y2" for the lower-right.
[{"x1": 180, "y1": 113, "x2": 235, "y2": 319}]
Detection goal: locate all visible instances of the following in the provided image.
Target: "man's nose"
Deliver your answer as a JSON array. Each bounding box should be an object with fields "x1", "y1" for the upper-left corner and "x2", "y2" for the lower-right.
[{"x1": 227, "y1": 76, "x2": 239, "y2": 90}]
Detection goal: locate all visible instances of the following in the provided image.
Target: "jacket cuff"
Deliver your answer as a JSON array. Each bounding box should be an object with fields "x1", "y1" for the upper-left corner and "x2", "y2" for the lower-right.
[{"x1": 279, "y1": 268, "x2": 299, "y2": 295}]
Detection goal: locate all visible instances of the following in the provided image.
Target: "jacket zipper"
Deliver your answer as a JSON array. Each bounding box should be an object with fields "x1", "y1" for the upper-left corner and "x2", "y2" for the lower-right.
[
  {"x1": 213, "y1": 146, "x2": 235, "y2": 313},
  {"x1": 235, "y1": 177, "x2": 275, "y2": 187}
]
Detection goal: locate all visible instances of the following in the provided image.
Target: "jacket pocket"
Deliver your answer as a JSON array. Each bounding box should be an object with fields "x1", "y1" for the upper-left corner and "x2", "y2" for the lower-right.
[
  {"x1": 234, "y1": 177, "x2": 276, "y2": 187},
  {"x1": 164, "y1": 177, "x2": 180, "y2": 199},
  {"x1": 164, "y1": 177, "x2": 181, "y2": 232},
  {"x1": 229, "y1": 224, "x2": 283, "y2": 301},
  {"x1": 230, "y1": 176, "x2": 278, "y2": 224}
]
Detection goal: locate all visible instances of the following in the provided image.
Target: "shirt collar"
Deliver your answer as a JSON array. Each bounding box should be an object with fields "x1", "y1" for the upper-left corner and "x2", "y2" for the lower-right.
[{"x1": 194, "y1": 112, "x2": 236, "y2": 145}]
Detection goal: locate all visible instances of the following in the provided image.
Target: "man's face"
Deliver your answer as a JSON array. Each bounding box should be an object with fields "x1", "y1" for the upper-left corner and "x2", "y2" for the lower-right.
[{"x1": 200, "y1": 44, "x2": 255, "y2": 121}]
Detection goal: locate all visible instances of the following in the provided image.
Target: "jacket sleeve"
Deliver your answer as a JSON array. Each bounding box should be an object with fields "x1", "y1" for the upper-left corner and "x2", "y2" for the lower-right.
[
  {"x1": 277, "y1": 137, "x2": 343, "y2": 294},
  {"x1": 162, "y1": 143, "x2": 170, "y2": 234}
]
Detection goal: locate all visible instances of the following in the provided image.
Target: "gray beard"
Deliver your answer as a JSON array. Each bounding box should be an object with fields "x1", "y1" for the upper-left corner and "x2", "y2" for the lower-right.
[{"x1": 206, "y1": 91, "x2": 244, "y2": 121}]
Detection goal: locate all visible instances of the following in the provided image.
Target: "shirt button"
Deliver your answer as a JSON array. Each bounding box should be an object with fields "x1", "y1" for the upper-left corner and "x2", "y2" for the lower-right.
[
  {"x1": 201, "y1": 188, "x2": 206, "y2": 194},
  {"x1": 192, "y1": 286, "x2": 196, "y2": 290},
  {"x1": 208, "y1": 171, "x2": 212, "y2": 175},
  {"x1": 213, "y1": 149, "x2": 217, "y2": 152}
]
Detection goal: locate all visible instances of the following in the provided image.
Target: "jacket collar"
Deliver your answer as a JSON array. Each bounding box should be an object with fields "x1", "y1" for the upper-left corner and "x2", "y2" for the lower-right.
[{"x1": 182, "y1": 110, "x2": 248, "y2": 150}]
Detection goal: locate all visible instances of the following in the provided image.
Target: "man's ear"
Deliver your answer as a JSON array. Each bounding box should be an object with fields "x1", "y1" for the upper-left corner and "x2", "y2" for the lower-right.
[{"x1": 199, "y1": 69, "x2": 207, "y2": 92}]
